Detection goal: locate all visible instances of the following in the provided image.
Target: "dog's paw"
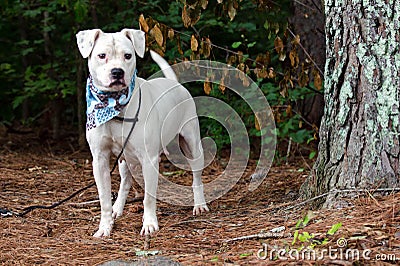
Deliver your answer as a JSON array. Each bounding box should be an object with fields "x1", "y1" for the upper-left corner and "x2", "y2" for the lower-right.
[
  {"x1": 193, "y1": 204, "x2": 209, "y2": 216},
  {"x1": 93, "y1": 220, "x2": 114, "y2": 238},
  {"x1": 93, "y1": 226, "x2": 112, "y2": 238},
  {"x1": 112, "y1": 202, "x2": 124, "y2": 220},
  {"x1": 140, "y1": 216, "x2": 159, "y2": 236}
]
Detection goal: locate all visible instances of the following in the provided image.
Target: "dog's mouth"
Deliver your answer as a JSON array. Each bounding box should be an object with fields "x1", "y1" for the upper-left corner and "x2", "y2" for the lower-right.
[{"x1": 109, "y1": 79, "x2": 126, "y2": 88}]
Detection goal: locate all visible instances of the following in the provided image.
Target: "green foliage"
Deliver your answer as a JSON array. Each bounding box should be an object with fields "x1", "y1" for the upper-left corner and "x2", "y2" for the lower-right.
[
  {"x1": 291, "y1": 212, "x2": 343, "y2": 249},
  {"x1": 0, "y1": 0, "x2": 321, "y2": 158},
  {"x1": 327, "y1": 222, "x2": 342, "y2": 236}
]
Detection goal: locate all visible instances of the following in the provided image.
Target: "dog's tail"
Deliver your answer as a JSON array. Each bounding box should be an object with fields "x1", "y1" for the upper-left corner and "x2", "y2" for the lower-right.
[{"x1": 150, "y1": 50, "x2": 178, "y2": 81}]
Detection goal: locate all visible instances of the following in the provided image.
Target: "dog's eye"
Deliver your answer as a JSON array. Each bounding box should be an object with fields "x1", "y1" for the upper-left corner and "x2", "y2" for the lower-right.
[
  {"x1": 124, "y1": 54, "x2": 132, "y2": 60},
  {"x1": 98, "y1": 54, "x2": 106, "y2": 59}
]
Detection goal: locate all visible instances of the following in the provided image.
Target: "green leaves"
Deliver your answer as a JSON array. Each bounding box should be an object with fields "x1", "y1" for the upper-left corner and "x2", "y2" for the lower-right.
[
  {"x1": 232, "y1": 41, "x2": 242, "y2": 48},
  {"x1": 74, "y1": 0, "x2": 89, "y2": 23},
  {"x1": 327, "y1": 222, "x2": 342, "y2": 235},
  {"x1": 292, "y1": 214, "x2": 343, "y2": 249}
]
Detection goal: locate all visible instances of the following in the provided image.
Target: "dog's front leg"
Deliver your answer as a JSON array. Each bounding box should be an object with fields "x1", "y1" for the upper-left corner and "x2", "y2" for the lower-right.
[
  {"x1": 92, "y1": 154, "x2": 113, "y2": 237},
  {"x1": 140, "y1": 156, "x2": 159, "y2": 235},
  {"x1": 112, "y1": 159, "x2": 133, "y2": 219}
]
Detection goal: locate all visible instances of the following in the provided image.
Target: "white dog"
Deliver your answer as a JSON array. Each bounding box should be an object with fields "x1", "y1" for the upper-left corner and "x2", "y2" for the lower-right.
[{"x1": 76, "y1": 28, "x2": 209, "y2": 237}]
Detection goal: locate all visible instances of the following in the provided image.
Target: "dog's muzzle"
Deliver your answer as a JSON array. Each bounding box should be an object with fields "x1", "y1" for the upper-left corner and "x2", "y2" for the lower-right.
[{"x1": 110, "y1": 68, "x2": 125, "y2": 86}]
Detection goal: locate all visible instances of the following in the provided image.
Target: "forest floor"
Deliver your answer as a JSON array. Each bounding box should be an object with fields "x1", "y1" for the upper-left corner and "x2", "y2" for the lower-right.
[{"x1": 0, "y1": 132, "x2": 399, "y2": 265}]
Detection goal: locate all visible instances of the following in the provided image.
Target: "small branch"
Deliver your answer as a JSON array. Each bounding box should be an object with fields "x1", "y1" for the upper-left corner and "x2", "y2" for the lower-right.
[
  {"x1": 68, "y1": 196, "x2": 143, "y2": 207},
  {"x1": 224, "y1": 232, "x2": 289, "y2": 243},
  {"x1": 284, "y1": 187, "x2": 400, "y2": 211},
  {"x1": 286, "y1": 137, "x2": 292, "y2": 164}
]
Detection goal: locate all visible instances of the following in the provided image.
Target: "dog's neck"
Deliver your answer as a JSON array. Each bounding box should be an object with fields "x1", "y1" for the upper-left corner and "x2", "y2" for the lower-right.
[{"x1": 85, "y1": 70, "x2": 137, "y2": 131}]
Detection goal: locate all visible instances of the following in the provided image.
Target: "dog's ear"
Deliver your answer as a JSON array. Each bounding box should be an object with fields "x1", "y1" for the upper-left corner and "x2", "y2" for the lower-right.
[
  {"x1": 121, "y1": 29, "x2": 145, "y2": 58},
  {"x1": 76, "y1": 29, "x2": 102, "y2": 58}
]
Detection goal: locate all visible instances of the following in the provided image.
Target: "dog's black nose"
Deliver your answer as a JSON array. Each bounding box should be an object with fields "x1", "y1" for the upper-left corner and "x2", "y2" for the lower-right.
[{"x1": 111, "y1": 68, "x2": 124, "y2": 79}]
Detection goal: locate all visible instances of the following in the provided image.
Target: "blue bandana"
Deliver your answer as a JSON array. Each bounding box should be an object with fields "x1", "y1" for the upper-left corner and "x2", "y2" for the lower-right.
[{"x1": 86, "y1": 71, "x2": 137, "y2": 131}]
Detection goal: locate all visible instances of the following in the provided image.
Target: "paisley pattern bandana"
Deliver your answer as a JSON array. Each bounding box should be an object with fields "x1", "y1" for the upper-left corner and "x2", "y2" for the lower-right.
[{"x1": 86, "y1": 70, "x2": 137, "y2": 131}]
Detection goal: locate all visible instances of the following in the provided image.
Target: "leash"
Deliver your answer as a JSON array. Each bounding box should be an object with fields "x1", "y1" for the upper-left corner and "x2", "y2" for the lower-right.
[{"x1": 1, "y1": 87, "x2": 142, "y2": 218}]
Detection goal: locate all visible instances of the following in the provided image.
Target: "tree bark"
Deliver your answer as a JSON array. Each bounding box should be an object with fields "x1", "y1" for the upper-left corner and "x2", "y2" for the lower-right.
[{"x1": 300, "y1": 0, "x2": 400, "y2": 207}]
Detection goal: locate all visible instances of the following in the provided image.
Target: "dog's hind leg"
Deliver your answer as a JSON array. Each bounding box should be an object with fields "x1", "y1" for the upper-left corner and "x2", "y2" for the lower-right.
[
  {"x1": 179, "y1": 122, "x2": 209, "y2": 215},
  {"x1": 112, "y1": 159, "x2": 133, "y2": 219}
]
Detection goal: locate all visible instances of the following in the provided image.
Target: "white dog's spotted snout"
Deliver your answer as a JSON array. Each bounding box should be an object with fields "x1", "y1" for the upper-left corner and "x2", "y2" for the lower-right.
[{"x1": 110, "y1": 68, "x2": 125, "y2": 87}]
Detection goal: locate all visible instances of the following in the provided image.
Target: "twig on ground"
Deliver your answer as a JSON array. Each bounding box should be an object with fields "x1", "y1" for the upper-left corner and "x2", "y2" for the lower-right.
[
  {"x1": 68, "y1": 196, "x2": 144, "y2": 207},
  {"x1": 284, "y1": 187, "x2": 400, "y2": 211},
  {"x1": 224, "y1": 231, "x2": 289, "y2": 243}
]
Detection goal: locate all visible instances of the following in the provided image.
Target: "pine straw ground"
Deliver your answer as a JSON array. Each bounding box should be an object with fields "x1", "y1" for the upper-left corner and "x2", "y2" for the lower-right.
[{"x1": 1, "y1": 133, "x2": 399, "y2": 265}]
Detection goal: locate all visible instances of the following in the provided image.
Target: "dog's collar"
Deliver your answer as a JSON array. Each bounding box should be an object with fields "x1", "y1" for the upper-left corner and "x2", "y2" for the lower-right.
[{"x1": 85, "y1": 70, "x2": 137, "y2": 131}]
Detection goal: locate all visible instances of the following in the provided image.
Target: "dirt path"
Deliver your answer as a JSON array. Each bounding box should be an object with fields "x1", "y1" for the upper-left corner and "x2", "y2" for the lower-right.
[{"x1": 1, "y1": 134, "x2": 399, "y2": 265}]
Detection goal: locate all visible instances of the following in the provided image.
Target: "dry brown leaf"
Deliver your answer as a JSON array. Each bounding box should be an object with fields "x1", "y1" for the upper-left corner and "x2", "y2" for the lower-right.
[
  {"x1": 268, "y1": 67, "x2": 276, "y2": 79},
  {"x1": 242, "y1": 76, "x2": 250, "y2": 87},
  {"x1": 191, "y1": 35, "x2": 198, "y2": 52},
  {"x1": 182, "y1": 4, "x2": 201, "y2": 28},
  {"x1": 286, "y1": 104, "x2": 292, "y2": 116},
  {"x1": 150, "y1": 24, "x2": 163, "y2": 47},
  {"x1": 313, "y1": 69, "x2": 323, "y2": 90},
  {"x1": 298, "y1": 70, "x2": 309, "y2": 88},
  {"x1": 201, "y1": 37, "x2": 211, "y2": 58},
  {"x1": 237, "y1": 62, "x2": 245, "y2": 72},
  {"x1": 182, "y1": 5, "x2": 191, "y2": 28},
  {"x1": 292, "y1": 34, "x2": 300, "y2": 46},
  {"x1": 227, "y1": 55, "x2": 236, "y2": 65},
  {"x1": 201, "y1": 0, "x2": 208, "y2": 9},
  {"x1": 289, "y1": 49, "x2": 299, "y2": 68},
  {"x1": 153, "y1": 47, "x2": 164, "y2": 57},
  {"x1": 278, "y1": 52, "x2": 286, "y2": 61},
  {"x1": 204, "y1": 78, "x2": 212, "y2": 95},
  {"x1": 237, "y1": 63, "x2": 249, "y2": 87},
  {"x1": 177, "y1": 34, "x2": 183, "y2": 55},
  {"x1": 228, "y1": 2, "x2": 237, "y2": 21},
  {"x1": 279, "y1": 85, "x2": 288, "y2": 98},
  {"x1": 254, "y1": 67, "x2": 268, "y2": 79},
  {"x1": 168, "y1": 28, "x2": 174, "y2": 40},
  {"x1": 255, "y1": 115, "x2": 261, "y2": 131},
  {"x1": 289, "y1": 79, "x2": 294, "y2": 88},
  {"x1": 256, "y1": 52, "x2": 270, "y2": 67},
  {"x1": 275, "y1": 111, "x2": 282, "y2": 123},
  {"x1": 219, "y1": 77, "x2": 226, "y2": 94},
  {"x1": 182, "y1": 57, "x2": 191, "y2": 69},
  {"x1": 139, "y1": 14, "x2": 149, "y2": 33},
  {"x1": 274, "y1": 36, "x2": 284, "y2": 54}
]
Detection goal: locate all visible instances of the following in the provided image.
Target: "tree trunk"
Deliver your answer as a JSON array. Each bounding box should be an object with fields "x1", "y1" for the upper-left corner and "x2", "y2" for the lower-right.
[
  {"x1": 19, "y1": 17, "x2": 30, "y2": 121},
  {"x1": 77, "y1": 56, "x2": 86, "y2": 149},
  {"x1": 300, "y1": 0, "x2": 400, "y2": 207},
  {"x1": 90, "y1": 0, "x2": 99, "y2": 28}
]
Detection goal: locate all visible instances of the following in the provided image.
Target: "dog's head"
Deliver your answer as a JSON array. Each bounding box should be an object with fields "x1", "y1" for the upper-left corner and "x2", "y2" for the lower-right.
[{"x1": 76, "y1": 29, "x2": 145, "y2": 91}]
